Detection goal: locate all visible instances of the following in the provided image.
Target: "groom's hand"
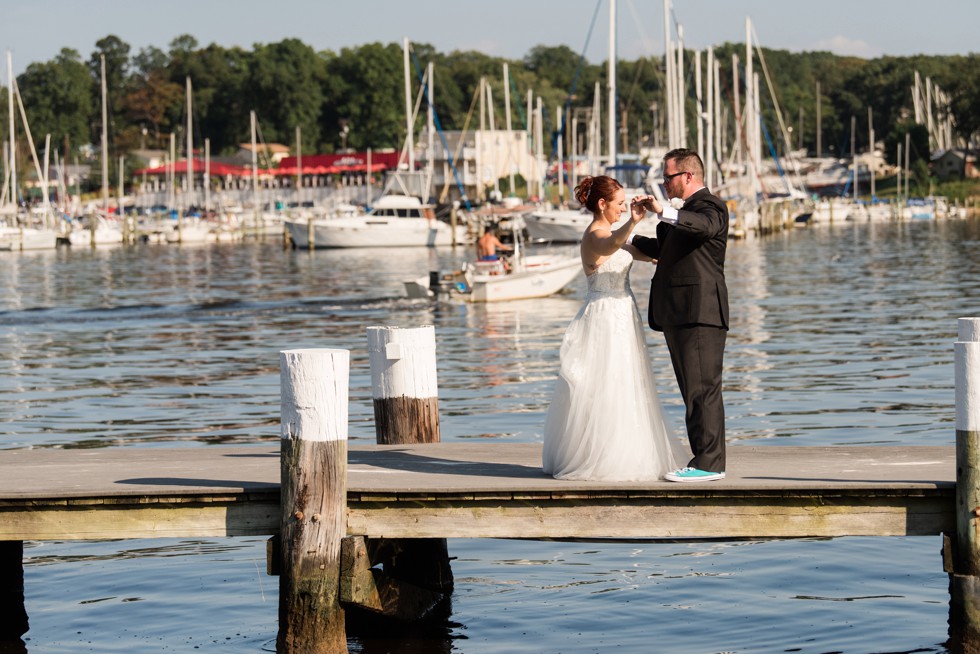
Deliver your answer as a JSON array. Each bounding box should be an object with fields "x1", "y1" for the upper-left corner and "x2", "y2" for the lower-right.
[{"x1": 631, "y1": 195, "x2": 662, "y2": 216}]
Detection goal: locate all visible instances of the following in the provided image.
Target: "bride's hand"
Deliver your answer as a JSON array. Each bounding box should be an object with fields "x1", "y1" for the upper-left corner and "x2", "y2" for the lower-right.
[{"x1": 630, "y1": 196, "x2": 651, "y2": 220}]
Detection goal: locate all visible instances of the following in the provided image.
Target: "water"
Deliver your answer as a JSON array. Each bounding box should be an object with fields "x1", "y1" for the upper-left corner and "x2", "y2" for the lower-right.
[{"x1": 2, "y1": 218, "x2": 979, "y2": 652}]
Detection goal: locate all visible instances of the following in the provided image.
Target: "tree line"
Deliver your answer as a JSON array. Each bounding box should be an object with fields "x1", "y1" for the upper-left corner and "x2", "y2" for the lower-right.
[{"x1": 3, "y1": 34, "x2": 978, "y2": 180}]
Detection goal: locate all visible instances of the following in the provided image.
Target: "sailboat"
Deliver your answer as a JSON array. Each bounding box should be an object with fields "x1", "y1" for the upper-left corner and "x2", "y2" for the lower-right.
[
  {"x1": 524, "y1": 1, "x2": 674, "y2": 243},
  {"x1": 69, "y1": 54, "x2": 123, "y2": 246},
  {"x1": 283, "y1": 38, "x2": 471, "y2": 249},
  {"x1": 1, "y1": 50, "x2": 63, "y2": 251}
]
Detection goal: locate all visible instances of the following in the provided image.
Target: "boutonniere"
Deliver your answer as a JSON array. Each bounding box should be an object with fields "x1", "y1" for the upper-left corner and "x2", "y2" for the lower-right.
[{"x1": 669, "y1": 198, "x2": 685, "y2": 210}]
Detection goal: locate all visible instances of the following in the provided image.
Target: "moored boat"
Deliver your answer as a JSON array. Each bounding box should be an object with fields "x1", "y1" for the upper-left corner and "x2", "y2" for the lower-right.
[{"x1": 284, "y1": 194, "x2": 470, "y2": 248}]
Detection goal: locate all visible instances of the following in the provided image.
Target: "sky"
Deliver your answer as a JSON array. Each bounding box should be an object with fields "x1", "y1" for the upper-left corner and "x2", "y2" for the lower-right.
[{"x1": 2, "y1": 0, "x2": 977, "y2": 77}]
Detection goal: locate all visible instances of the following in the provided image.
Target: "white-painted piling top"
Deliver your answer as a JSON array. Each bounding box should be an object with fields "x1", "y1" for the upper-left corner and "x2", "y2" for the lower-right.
[
  {"x1": 960, "y1": 317, "x2": 980, "y2": 342},
  {"x1": 280, "y1": 348, "x2": 349, "y2": 442},
  {"x1": 956, "y1": 318, "x2": 980, "y2": 432},
  {"x1": 367, "y1": 325, "x2": 438, "y2": 399}
]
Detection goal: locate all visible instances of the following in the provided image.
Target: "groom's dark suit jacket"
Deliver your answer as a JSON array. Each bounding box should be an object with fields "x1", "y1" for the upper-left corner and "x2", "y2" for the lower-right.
[{"x1": 630, "y1": 188, "x2": 730, "y2": 332}]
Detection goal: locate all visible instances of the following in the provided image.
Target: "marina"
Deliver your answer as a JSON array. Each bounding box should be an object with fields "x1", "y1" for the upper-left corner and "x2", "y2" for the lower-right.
[{"x1": 0, "y1": 0, "x2": 977, "y2": 645}]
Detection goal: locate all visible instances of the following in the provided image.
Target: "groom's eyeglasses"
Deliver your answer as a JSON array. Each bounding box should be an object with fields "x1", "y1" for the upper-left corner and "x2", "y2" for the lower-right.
[{"x1": 662, "y1": 171, "x2": 690, "y2": 183}]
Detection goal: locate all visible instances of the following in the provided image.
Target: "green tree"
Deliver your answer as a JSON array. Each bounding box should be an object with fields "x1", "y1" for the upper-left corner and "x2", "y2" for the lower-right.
[
  {"x1": 17, "y1": 49, "x2": 94, "y2": 161},
  {"x1": 324, "y1": 42, "x2": 405, "y2": 152},
  {"x1": 947, "y1": 54, "x2": 980, "y2": 144},
  {"x1": 246, "y1": 39, "x2": 325, "y2": 153},
  {"x1": 195, "y1": 44, "x2": 251, "y2": 154},
  {"x1": 124, "y1": 66, "x2": 183, "y2": 151}
]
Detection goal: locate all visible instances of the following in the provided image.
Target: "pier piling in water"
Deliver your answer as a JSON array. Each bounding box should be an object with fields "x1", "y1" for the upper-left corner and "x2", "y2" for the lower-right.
[
  {"x1": 353, "y1": 326, "x2": 454, "y2": 623},
  {"x1": 277, "y1": 348, "x2": 349, "y2": 654},
  {"x1": 951, "y1": 317, "x2": 980, "y2": 653},
  {"x1": 0, "y1": 540, "x2": 28, "y2": 642}
]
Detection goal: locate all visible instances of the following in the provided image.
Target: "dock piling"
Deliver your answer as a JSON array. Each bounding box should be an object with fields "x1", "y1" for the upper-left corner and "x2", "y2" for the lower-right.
[
  {"x1": 356, "y1": 326, "x2": 454, "y2": 623},
  {"x1": 0, "y1": 540, "x2": 28, "y2": 642},
  {"x1": 951, "y1": 317, "x2": 980, "y2": 652},
  {"x1": 277, "y1": 348, "x2": 349, "y2": 654},
  {"x1": 367, "y1": 326, "x2": 440, "y2": 444}
]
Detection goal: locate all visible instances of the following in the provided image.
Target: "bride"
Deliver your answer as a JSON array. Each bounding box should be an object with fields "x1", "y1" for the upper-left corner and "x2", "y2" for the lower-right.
[{"x1": 542, "y1": 175, "x2": 684, "y2": 481}]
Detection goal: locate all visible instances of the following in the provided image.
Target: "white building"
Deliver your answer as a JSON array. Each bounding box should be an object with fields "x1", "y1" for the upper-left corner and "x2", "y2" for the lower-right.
[{"x1": 418, "y1": 129, "x2": 544, "y2": 204}]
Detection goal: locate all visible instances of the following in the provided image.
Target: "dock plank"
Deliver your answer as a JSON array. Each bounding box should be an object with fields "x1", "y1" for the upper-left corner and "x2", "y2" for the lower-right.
[{"x1": 0, "y1": 444, "x2": 956, "y2": 541}]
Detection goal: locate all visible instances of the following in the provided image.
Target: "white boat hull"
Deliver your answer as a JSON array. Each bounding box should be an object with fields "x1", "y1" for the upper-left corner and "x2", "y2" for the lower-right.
[
  {"x1": 526, "y1": 209, "x2": 663, "y2": 242},
  {"x1": 69, "y1": 226, "x2": 124, "y2": 246},
  {"x1": 524, "y1": 209, "x2": 590, "y2": 242},
  {"x1": 285, "y1": 216, "x2": 468, "y2": 248},
  {"x1": 405, "y1": 253, "x2": 581, "y2": 303},
  {"x1": 0, "y1": 227, "x2": 62, "y2": 251}
]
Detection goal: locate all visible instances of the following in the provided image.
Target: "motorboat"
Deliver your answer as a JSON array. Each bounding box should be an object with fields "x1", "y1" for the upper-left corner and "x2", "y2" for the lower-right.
[
  {"x1": 525, "y1": 164, "x2": 668, "y2": 243},
  {"x1": 283, "y1": 194, "x2": 471, "y2": 248},
  {"x1": 68, "y1": 215, "x2": 125, "y2": 246},
  {"x1": 0, "y1": 225, "x2": 63, "y2": 250},
  {"x1": 404, "y1": 242, "x2": 581, "y2": 303},
  {"x1": 524, "y1": 206, "x2": 591, "y2": 243}
]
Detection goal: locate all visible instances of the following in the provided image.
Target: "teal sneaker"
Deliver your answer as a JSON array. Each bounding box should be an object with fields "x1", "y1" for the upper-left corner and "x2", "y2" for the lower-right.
[{"x1": 664, "y1": 467, "x2": 726, "y2": 482}]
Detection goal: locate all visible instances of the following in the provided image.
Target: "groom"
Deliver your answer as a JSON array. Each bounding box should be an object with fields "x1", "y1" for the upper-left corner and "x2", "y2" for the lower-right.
[{"x1": 630, "y1": 148, "x2": 729, "y2": 482}]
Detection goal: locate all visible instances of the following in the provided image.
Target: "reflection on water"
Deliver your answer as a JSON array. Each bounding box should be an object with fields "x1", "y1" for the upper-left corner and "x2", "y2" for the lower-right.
[
  {"x1": 2, "y1": 220, "x2": 978, "y2": 652},
  {"x1": 2, "y1": 222, "x2": 978, "y2": 450}
]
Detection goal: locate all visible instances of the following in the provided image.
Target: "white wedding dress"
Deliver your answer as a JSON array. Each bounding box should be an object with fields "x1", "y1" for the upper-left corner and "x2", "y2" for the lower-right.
[{"x1": 542, "y1": 248, "x2": 683, "y2": 481}]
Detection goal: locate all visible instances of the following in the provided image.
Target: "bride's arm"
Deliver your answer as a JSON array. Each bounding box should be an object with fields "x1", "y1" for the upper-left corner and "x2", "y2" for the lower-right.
[{"x1": 624, "y1": 243, "x2": 654, "y2": 262}]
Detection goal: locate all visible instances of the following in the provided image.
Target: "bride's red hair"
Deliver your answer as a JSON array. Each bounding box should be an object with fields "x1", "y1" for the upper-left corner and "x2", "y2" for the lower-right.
[{"x1": 574, "y1": 175, "x2": 622, "y2": 212}]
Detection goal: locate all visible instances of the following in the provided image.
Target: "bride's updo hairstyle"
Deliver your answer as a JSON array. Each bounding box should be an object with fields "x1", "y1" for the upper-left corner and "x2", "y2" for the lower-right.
[{"x1": 574, "y1": 175, "x2": 623, "y2": 213}]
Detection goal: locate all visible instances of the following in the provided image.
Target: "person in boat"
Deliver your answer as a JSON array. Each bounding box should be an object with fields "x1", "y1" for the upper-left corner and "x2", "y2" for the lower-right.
[{"x1": 477, "y1": 224, "x2": 513, "y2": 272}]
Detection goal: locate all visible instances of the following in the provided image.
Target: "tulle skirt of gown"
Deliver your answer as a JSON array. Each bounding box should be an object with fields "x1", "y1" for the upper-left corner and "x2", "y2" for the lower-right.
[{"x1": 542, "y1": 249, "x2": 683, "y2": 481}]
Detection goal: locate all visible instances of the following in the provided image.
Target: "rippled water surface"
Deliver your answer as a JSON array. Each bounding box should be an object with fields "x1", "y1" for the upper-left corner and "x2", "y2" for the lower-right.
[{"x1": 3, "y1": 218, "x2": 979, "y2": 652}]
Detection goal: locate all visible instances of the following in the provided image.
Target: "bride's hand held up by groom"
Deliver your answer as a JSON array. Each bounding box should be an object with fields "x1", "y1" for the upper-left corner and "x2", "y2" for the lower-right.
[{"x1": 630, "y1": 195, "x2": 663, "y2": 218}]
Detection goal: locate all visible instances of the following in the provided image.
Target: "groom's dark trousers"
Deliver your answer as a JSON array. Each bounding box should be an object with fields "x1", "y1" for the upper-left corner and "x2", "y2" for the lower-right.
[{"x1": 663, "y1": 325, "x2": 726, "y2": 473}]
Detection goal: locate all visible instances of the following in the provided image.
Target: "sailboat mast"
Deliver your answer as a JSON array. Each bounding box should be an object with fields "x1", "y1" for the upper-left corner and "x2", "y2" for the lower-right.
[
  {"x1": 607, "y1": 0, "x2": 617, "y2": 167},
  {"x1": 205, "y1": 138, "x2": 211, "y2": 213},
  {"x1": 816, "y1": 81, "x2": 822, "y2": 158},
  {"x1": 663, "y1": 0, "x2": 674, "y2": 148},
  {"x1": 556, "y1": 106, "x2": 564, "y2": 202},
  {"x1": 186, "y1": 77, "x2": 193, "y2": 201},
  {"x1": 744, "y1": 19, "x2": 754, "y2": 173},
  {"x1": 6, "y1": 51, "x2": 14, "y2": 207},
  {"x1": 250, "y1": 110, "x2": 258, "y2": 230},
  {"x1": 503, "y1": 62, "x2": 515, "y2": 195},
  {"x1": 402, "y1": 37, "x2": 414, "y2": 171},
  {"x1": 732, "y1": 54, "x2": 741, "y2": 172},
  {"x1": 850, "y1": 115, "x2": 857, "y2": 201},
  {"x1": 695, "y1": 51, "x2": 703, "y2": 160},
  {"x1": 868, "y1": 107, "x2": 875, "y2": 199},
  {"x1": 101, "y1": 55, "x2": 109, "y2": 218},
  {"x1": 676, "y1": 25, "x2": 685, "y2": 148},
  {"x1": 427, "y1": 62, "x2": 435, "y2": 185},
  {"x1": 706, "y1": 48, "x2": 715, "y2": 189}
]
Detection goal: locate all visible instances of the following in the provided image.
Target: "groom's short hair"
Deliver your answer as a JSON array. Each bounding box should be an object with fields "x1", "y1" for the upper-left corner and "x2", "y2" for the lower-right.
[{"x1": 664, "y1": 148, "x2": 704, "y2": 180}]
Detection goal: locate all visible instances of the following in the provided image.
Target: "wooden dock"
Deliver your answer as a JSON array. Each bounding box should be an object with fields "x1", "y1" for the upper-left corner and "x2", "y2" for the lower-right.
[{"x1": 0, "y1": 443, "x2": 955, "y2": 542}]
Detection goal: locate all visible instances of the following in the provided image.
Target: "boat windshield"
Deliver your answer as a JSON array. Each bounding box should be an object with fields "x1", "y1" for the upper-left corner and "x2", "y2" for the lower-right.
[{"x1": 373, "y1": 208, "x2": 424, "y2": 218}]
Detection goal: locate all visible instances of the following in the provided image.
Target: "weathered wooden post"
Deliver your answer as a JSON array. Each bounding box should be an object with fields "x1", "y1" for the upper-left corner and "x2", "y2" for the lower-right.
[
  {"x1": 0, "y1": 540, "x2": 28, "y2": 642},
  {"x1": 278, "y1": 348, "x2": 349, "y2": 654},
  {"x1": 951, "y1": 317, "x2": 980, "y2": 653},
  {"x1": 367, "y1": 326, "x2": 440, "y2": 445},
  {"x1": 350, "y1": 326, "x2": 453, "y2": 622}
]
